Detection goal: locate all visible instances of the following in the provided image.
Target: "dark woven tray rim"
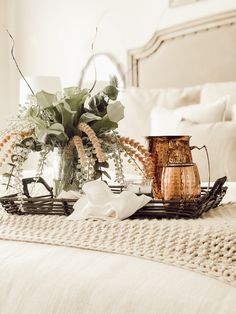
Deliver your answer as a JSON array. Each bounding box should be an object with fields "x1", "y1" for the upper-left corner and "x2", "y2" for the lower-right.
[
  {"x1": 0, "y1": 176, "x2": 228, "y2": 219},
  {"x1": 0, "y1": 186, "x2": 219, "y2": 205}
]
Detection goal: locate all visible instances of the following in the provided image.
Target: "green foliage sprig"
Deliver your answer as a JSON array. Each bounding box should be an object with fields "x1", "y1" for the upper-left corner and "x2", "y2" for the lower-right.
[{"x1": 0, "y1": 76, "x2": 127, "y2": 194}]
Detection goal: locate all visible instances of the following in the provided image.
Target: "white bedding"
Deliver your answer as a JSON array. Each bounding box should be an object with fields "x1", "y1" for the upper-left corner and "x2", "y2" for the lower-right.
[
  {"x1": 0, "y1": 160, "x2": 235, "y2": 313},
  {"x1": 0, "y1": 240, "x2": 235, "y2": 314}
]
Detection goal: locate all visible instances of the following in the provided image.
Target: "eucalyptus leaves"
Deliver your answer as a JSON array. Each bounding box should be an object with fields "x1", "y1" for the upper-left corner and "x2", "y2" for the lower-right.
[
  {"x1": 26, "y1": 77, "x2": 124, "y2": 147},
  {"x1": 20, "y1": 77, "x2": 124, "y2": 193},
  {"x1": 0, "y1": 76, "x2": 154, "y2": 198}
]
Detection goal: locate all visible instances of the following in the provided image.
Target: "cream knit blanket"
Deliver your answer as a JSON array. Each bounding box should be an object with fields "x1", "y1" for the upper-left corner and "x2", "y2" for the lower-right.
[{"x1": 0, "y1": 204, "x2": 235, "y2": 287}]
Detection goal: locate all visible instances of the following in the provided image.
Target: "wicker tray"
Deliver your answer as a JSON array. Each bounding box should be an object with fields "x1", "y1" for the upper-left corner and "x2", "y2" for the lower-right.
[{"x1": 0, "y1": 176, "x2": 227, "y2": 219}]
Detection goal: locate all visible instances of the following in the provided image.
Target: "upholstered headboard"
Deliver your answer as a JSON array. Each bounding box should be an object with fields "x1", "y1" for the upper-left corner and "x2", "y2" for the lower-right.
[{"x1": 128, "y1": 10, "x2": 236, "y2": 88}]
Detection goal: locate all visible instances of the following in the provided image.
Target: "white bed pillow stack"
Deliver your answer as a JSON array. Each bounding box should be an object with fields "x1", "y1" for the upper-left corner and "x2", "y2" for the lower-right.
[
  {"x1": 194, "y1": 81, "x2": 236, "y2": 182},
  {"x1": 231, "y1": 104, "x2": 236, "y2": 121},
  {"x1": 177, "y1": 120, "x2": 236, "y2": 181},
  {"x1": 118, "y1": 85, "x2": 201, "y2": 145},
  {"x1": 200, "y1": 81, "x2": 236, "y2": 120},
  {"x1": 150, "y1": 82, "x2": 236, "y2": 181},
  {"x1": 118, "y1": 82, "x2": 235, "y2": 180},
  {"x1": 150, "y1": 96, "x2": 228, "y2": 136},
  {"x1": 149, "y1": 88, "x2": 234, "y2": 182}
]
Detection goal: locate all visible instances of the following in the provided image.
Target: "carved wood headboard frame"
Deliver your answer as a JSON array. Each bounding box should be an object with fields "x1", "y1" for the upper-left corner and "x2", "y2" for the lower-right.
[{"x1": 128, "y1": 10, "x2": 236, "y2": 88}]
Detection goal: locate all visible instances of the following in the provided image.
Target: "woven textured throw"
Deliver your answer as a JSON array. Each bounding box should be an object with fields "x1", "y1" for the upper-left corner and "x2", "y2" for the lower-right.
[{"x1": 0, "y1": 205, "x2": 235, "y2": 286}]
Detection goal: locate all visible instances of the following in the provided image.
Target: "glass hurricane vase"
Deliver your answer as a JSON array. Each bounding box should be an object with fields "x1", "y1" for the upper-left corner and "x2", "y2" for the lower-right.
[{"x1": 53, "y1": 147, "x2": 84, "y2": 197}]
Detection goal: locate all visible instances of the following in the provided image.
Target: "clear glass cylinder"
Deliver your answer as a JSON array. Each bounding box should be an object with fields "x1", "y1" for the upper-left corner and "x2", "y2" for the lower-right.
[{"x1": 53, "y1": 147, "x2": 80, "y2": 196}]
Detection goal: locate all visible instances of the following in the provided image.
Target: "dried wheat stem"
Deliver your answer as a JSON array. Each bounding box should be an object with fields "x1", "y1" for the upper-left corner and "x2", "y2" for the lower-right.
[
  {"x1": 119, "y1": 136, "x2": 151, "y2": 158},
  {"x1": 0, "y1": 129, "x2": 35, "y2": 164},
  {"x1": 122, "y1": 144, "x2": 144, "y2": 164},
  {"x1": 19, "y1": 129, "x2": 34, "y2": 138},
  {"x1": 79, "y1": 123, "x2": 105, "y2": 163},
  {"x1": 122, "y1": 144, "x2": 154, "y2": 179},
  {"x1": 63, "y1": 139, "x2": 74, "y2": 158},
  {"x1": 118, "y1": 136, "x2": 154, "y2": 178},
  {"x1": 10, "y1": 129, "x2": 34, "y2": 139},
  {"x1": 0, "y1": 136, "x2": 17, "y2": 167},
  {"x1": 73, "y1": 136, "x2": 88, "y2": 167}
]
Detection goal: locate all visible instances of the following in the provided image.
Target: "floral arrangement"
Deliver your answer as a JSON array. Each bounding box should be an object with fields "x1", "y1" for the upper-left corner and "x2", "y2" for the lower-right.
[
  {"x1": 0, "y1": 29, "x2": 154, "y2": 201},
  {"x1": 0, "y1": 77, "x2": 154, "y2": 199}
]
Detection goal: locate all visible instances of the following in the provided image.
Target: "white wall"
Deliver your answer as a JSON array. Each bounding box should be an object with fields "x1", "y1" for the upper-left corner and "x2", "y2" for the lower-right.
[
  {"x1": 0, "y1": 0, "x2": 8, "y2": 115},
  {"x1": 0, "y1": 0, "x2": 12, "y2": 127},
  {"x1": 13, "y1": 0, "x2": 165, "y2": 87},
  {"x1": 160, "y1": 0, "x2": 236, "y2": 28},
  {"x1": 0, "y1": 0, "x2": 19, "y2": 126},
  {"x1": 1, "y1": 0, "x2": 236, "y2": 122}
]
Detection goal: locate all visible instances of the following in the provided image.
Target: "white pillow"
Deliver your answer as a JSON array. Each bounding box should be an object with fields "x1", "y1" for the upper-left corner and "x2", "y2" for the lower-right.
[
  {"x1": 201, "y1": 81, "x2": 236, "y2": 120},
  {"x1": 177, "y1": 120, "x2": 236, "y2": 182},
  {"x1": 231, "y1": 104, "x2": 236, "y2": 121},
  {"x1": 150, "y1": 96, "x2": 228, "y2": 136},
  {"x1": 118, "y1": 85, "x2": 201, "y2": 144},
  {"x1": 117, "y1": 85, "x2": 201, "y2": 175}
]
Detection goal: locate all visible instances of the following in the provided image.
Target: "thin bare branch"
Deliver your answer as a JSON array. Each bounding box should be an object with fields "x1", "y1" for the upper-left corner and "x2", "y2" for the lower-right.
[
  {"x1": 88, "y1": 26, "x2": 98, "y2": 93},
  {"x1": 3, "y1": 25, "x2": 35, "y2": 96}
]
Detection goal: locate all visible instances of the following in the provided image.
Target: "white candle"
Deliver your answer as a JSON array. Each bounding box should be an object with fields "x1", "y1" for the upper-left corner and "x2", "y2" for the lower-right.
[{"x1": 126, "y1": 182, "x2": 152, "y2": 194}]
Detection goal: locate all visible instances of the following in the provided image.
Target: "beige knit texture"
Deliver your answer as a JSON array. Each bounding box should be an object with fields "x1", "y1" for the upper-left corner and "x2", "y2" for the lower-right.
[{"x1": 0, "y1": 206, "x2": 235, "y2": 287}]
